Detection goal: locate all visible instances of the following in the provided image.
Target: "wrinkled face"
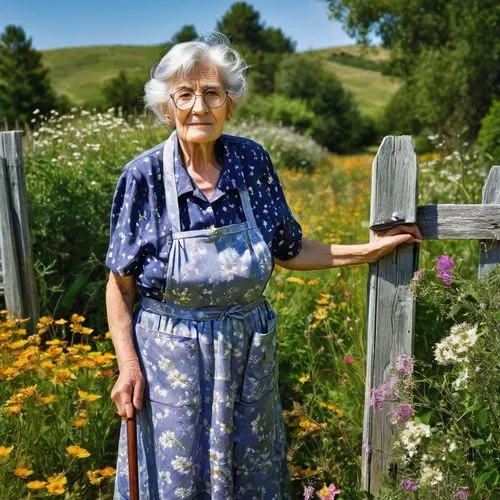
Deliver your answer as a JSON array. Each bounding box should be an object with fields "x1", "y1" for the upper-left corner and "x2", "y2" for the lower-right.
[{"x1": 164, "y1": 63, "x2": 232, "y2": 145}]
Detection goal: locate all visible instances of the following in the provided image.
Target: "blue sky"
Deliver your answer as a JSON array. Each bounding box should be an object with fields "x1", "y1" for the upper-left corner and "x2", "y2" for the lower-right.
[{"x1": 1, "y1": 0, "x2": 358, "y2": 52}]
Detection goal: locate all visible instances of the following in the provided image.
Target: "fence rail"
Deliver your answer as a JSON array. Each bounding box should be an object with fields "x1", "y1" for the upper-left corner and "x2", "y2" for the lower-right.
[{"x1": 361, "y1": 135, "x2": 500, "y2": 496}]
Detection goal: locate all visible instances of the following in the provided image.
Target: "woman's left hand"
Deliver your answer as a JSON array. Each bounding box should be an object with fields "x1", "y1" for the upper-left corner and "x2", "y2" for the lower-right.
[{"x1": 367, "y1": 224, "x2": 423, "y2": 263}]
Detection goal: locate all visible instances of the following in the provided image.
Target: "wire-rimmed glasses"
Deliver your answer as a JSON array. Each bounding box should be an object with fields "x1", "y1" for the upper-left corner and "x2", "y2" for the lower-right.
[{"x1": 170, "y1": 89, "x2": 229, "y2": 111}]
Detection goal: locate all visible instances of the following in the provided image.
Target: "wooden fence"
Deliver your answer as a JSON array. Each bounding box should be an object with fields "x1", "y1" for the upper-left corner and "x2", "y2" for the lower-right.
[
  {"x1": 362, "y1": 136, "x2": 500, "y2": 496},
  {"x1": 0, "y1": 131, "x2": 38, "y2": 326}
]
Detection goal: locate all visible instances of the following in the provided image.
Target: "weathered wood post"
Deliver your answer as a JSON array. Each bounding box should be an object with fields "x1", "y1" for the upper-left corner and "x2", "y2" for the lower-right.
[
  {"x1": 479, "y1": 166, "x2": 500, "y2": 277},
  {"x1": 0, "y1": 131, "x2": 38, "y2": 327},
  {"x1": 362, "y1": 136, "x2": 420, "y2": 495}
]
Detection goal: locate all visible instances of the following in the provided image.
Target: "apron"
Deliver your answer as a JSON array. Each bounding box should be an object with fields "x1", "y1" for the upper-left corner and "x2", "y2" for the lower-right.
[{"x1": 113, "y1": 133, "x2": 291, "y2": 499}]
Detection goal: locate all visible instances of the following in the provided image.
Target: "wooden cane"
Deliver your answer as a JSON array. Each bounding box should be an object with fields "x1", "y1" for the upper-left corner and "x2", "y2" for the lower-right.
[{"x1": 126, "y1": 409, "x2": 139, "y2": 500}]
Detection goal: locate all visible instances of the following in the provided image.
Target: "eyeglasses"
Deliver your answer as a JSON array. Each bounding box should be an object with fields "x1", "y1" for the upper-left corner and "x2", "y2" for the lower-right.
[{"x1": 170, "y1": 88, "x2": 229, "y2": 110}]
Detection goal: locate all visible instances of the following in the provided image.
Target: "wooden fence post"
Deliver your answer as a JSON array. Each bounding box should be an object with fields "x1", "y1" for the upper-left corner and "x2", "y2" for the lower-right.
[
  {"x1": 0, "y1": 131, "x2": 38, "y2": 327},
  {"x1": 362, "y1": 136, "x2": 420, "y2": 495},
  {"x1": 479, "y1": 166, "x2": 500, "y2": 277}
]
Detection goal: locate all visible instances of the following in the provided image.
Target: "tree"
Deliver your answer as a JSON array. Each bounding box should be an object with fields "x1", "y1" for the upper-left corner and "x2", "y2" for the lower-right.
[
  {"x1": 275, "y1": 56, "x2": 370, "y2": 152},
  {"x1": 325, "y1": 0, "x2": 500, "y2": 138},
  {"x1": 102, "y1": 71, "x2": 144, "y2": 115},
  {"x1": 0, "y1": 25, "x2": 59, "y2": 127},
  {"x1": 216, "y1": 2, "x2": 295, "y2": 94},
  {"x1": 170, "y1": 25, "x2": 198, "y2": 44}
]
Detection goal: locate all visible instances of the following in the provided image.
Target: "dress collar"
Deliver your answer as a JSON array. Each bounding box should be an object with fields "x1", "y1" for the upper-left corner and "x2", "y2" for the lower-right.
[{"x1": 169, "y1": 134, "x2": 247, "y2": 203}]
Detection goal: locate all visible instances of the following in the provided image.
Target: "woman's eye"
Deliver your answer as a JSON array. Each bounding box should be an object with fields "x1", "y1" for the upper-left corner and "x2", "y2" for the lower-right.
[{"x1": 204, "y1": 90, "x2": 218, "y2": 97}]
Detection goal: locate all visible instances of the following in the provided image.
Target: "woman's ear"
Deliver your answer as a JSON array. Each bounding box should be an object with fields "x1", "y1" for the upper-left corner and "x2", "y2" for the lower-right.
[
  {"x1": 161, "y1": 103, "x2": 175, "y2": 128},
  {"x1": 225, "y1": 98, "x2": 235, "y2": 122}
]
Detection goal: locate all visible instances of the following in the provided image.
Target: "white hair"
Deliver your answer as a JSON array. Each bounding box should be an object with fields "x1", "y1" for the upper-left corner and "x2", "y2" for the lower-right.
[{"x1": 144, "y1": 32, "x2": 248, "y2": 123}]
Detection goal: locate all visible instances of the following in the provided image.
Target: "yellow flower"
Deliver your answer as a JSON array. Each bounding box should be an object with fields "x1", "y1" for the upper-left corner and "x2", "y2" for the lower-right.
[
  {"x1": 8, "y1": 339, "x2": 29, "y2": 349},
  {"x1": 276, "y1": 292, "x2": 285, "y2": 301},
  {"x1": 46, "y1": 473, "x2": 67, "y2": 495},
  {"x1": 307, "y1": 278, "x2": 320, "y2": 286},
  {"x1": 72, "y1": 417, "x2": 87, "y2": 429},
  {"x1": 14, "y1": 467, "x2": 33, "y2": 478},
  {"x1": 45, "y1": 339, "x2": 64, "y2": 346},
  {"x1": 35, "y1": 394, "x2": 58, "y2": 405},
  {"x1": 46, "y1": 483, "x2": 65, "y2": 495},
  {"x1": 313, "y1": 307, "x2": 328, "y2": 321},
  {"x1": 298, "y1": 374, "x2": 310, "y2": 384},
  {"x1": 104, "y1": 331, "x2": 112, "y2": 340},
  {"x1": 286, "y1": 276, "x2": 305, "y2": 285},
  {"x1": 0, "y1": 445, "x2": 14, "y2": 457},
  {"x1": 315, "y1": 293, "x2": 331, "y2": 305},
  {"x1": 27, "y1": 480, "x2": 47, "y2": 490},
  {"x1": 98, "y1": 466, "x2": 116, "y2": 477},
  {"x1": 86, "y1": 469, "x2": 105, "y2": 486},
  {"x1": 77, "y1": 390, "x2": 101, "y2": 402},
  {"x1": 51, "y1": 369, "x2": 77, "y2": 385},
  {"x1": 66, "y1": 445, "x2": 91, "y2": 458},
  {"x1": 54, "y1": 318, "x2": 68, "y2": 325},
  {"x1": 5, "y1": 405, "x2": 22, "y2": 415},
  {"x1": 96, "y1": 368, "x2": 115, "y2": 378},
  {"x1": 71, "y1": 314, "x2": 85, "y2": 324},
  {"x1": 38, "y1": 316, "x2": 54, "y2": 325}
]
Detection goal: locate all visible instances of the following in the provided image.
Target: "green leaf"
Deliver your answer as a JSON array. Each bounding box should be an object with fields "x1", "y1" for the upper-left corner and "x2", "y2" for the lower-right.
[
  {"x1": 469, "y1": 438, "x2": 485, "y2": 448},
  {"x1": 58, "y1": 274, "x2": 88, "y2": 310},
  {"x1": 475, "y1": 469, "x2": 498, "y2": 488},
  {"x1": 415, "y1": 410, "x2": 433, "y2": 425}
]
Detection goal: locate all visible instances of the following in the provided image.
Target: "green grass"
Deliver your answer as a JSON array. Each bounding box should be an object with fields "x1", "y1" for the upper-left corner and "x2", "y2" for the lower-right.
[
  {"x1": 41, "y1": 45, "x2": 166, "y2": 104},
  {"x1": 41, "y1": 44, "x2": 400, "y2": 116}
]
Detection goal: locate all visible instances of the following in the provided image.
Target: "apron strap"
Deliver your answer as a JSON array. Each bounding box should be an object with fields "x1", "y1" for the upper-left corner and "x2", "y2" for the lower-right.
[
  {"x1": 239, "y1": 189, "x2": 257, "y2": 228},
  {"x1": 162, "y1": 132, "x2": 181, "y2": 233}
]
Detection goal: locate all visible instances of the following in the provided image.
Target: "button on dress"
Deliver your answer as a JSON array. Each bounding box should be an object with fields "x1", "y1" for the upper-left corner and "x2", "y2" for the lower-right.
[{"x1": 106, "y1": 132, "x2": 302, "y2": 499}]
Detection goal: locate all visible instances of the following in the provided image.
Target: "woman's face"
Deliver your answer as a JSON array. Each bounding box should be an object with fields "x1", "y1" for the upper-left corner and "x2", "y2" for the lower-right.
[{"x1": 166, "y1": 63, "x2": 232, "y2": 145}]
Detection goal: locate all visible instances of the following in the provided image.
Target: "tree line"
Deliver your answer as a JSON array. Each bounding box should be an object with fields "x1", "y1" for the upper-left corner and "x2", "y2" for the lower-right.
[{"x1": 1, "y1": 1, "x2": 499, "y2": 156}]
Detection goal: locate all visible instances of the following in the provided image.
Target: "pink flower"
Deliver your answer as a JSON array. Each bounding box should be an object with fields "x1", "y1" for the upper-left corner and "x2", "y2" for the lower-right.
[
  {"x1": 344, "y1": 291, "x2": 352, "y2": 298},
  {"x1": 395, "y1": 354, "x2": 414, "y2": 375},
  {"x1": 391, "y1": 403, "x2": 414, "y2": 425},
  {"x1": 303, "y1": 485, "x2": 315, "y2": 500},
  {"x1": 343, "y1": 354, "x2": 354, "y2": 364},
  {"x1": 455, "y1": 487, "x2": 470, "y2": 499},
  {"x1": 316, "y1": 483, "x2": 341, "y2": 499},
  {"x1": 436, "y1": 255, "x2": 455, "y2": 286}
]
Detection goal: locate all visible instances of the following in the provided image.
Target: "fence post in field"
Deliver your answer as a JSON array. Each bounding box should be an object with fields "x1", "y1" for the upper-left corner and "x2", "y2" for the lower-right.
[
  {"x1": 478, "y1": 166, "x2": 500, "y2": 277},
  {"x1": 0, "y1": 131, "x2": 38, "y2": 327},
  {"x1": 362, "y1": 136, "x2": 420, "y2": 495}
]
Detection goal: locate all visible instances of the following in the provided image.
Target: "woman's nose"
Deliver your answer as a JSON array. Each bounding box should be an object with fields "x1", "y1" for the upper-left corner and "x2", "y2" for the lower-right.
[{"x1": 191, "y1": 94, "x2": 209, "y2": 114}]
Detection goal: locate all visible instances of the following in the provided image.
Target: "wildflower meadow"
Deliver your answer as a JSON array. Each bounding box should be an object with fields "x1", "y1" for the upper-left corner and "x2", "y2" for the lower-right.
[{"x1": 0, "y1": 108, "x2": 497, "y2": 498}]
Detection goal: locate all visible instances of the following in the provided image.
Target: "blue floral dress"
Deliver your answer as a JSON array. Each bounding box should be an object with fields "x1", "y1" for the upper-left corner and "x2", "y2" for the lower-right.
[{"x1": 106, "y1": 132, "x2": 302, "y2": 499}]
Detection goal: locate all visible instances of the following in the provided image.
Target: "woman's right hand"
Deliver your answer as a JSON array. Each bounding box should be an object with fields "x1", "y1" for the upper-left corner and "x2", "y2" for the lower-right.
[{"x1": 111, "y1": 359, "x2": 145, "y2": 419}]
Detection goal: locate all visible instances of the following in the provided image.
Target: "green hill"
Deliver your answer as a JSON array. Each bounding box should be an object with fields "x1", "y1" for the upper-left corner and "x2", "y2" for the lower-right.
[{"x1": 41, "y1": 44, "x2": 400, "y2": 116}]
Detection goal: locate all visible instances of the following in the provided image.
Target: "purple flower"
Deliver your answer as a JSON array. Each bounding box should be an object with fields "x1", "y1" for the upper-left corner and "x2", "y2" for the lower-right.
[
  {"x1": 303, "y1": 485, "x2": 315, "y2": 500},
  {"x1": 370, "y1": 375, "x2": 400, "y2": 410},
  {"x1": 436, "y1": 255, "x2": 455, "y2": 286},
  {"x1": 392, "y1": 403, "x2": 414, "y2": 425},
  {"x1": 401, "y1": 479, "x2": 418, "y2": 491},
  {"x1": 395, "y1": 354, "x2": 414, "y2": 375},
  {"x1": 328, "y1": 483, "x2": 341, "y2": 497},
  {"x1": 455, "y1": 487, "x2": 470, "y2": 499}
]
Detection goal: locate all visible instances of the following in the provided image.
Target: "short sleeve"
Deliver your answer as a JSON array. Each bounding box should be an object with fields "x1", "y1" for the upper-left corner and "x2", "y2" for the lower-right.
[
  {"x1": 262, "y1": 150, "x2": 303, "y2": 261},
  {"x1": 105, "y1": 166, "x2": 147, "y2": 277}
]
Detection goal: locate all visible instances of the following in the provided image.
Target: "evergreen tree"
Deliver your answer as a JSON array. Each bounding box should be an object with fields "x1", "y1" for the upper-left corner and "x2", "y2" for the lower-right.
[
  {"x1": 170, "y1": 25, "x2": 198, "y2": 44},
  {"x1": 0, "y1": 25, "x2": 59, "y2": 127},
  {"x1": 216, "y1": 2, "x2": 295, "y2": 94}
]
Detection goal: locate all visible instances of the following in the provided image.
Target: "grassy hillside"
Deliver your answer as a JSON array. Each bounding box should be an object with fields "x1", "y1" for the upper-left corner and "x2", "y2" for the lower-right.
[{"x1": 41, "y1": 44, "x2": 400, "y2": 116}]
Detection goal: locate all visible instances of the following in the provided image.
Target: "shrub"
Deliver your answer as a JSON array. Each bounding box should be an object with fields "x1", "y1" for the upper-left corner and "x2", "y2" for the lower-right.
[
  {"x1": 477, "y1": 100, "x2": 500, "y2": 164},
  {"x1": 275, "y1": 55, "x2": 368, "y2": 152},
  {"x1": 227, "y1": 118, "x2": 327, "y2": 172},
  {"x1": 234, "y1": 93, "x2": 315, "y2": 135}
]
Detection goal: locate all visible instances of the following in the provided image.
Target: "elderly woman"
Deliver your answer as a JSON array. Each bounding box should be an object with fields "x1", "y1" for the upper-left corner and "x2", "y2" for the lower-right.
[{"x1": 106, "y1": 35, "x2": 422, "y2": 499}]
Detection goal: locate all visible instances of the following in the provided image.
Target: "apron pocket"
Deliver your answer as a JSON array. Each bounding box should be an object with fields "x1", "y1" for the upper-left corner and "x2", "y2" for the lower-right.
[
  {"x1": 240, "y1": 316, "x2": 278, "y2": 404},
  {"x1": 135, "y1": 324, "x2": 201, "y2": 407}
]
